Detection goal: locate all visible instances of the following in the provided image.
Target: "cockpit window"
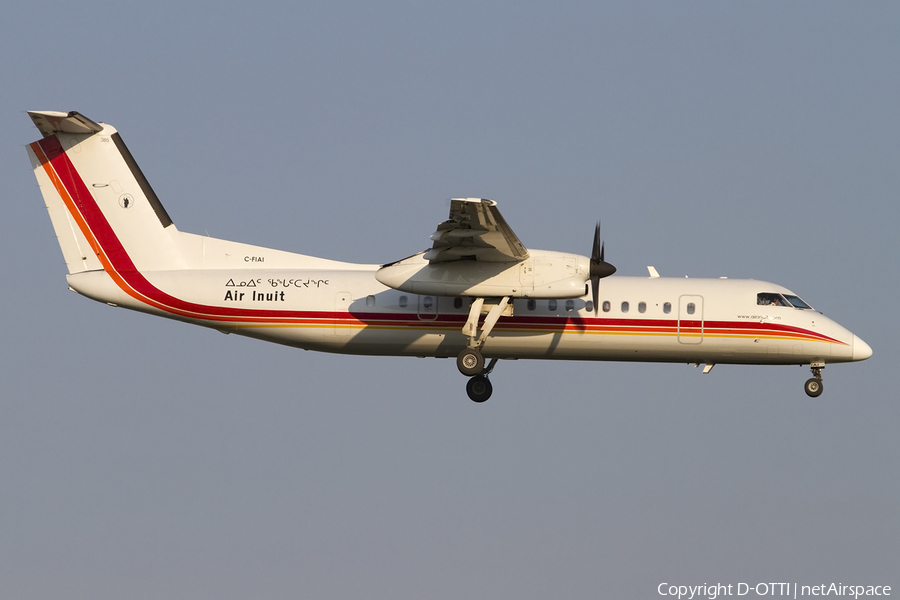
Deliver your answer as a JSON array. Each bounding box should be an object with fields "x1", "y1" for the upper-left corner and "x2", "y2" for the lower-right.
[
  {"x1": 757, "y1": 292, "x2": 791, "y2": 307},
  {"x1": 757, "y1": 292, "x2": 811, "y2": 309},
  {"x1": 783, "y1": 294, "x2": 812, "y2": 309}
]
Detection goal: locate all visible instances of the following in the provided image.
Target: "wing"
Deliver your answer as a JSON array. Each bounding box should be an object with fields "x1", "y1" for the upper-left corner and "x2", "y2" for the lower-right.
[
  {"x1": 424, "y1": 198, "x2": 529, "y2": 263},
  {"x1": 377, "y1": 198, "x2": 596, "y2": 298}
]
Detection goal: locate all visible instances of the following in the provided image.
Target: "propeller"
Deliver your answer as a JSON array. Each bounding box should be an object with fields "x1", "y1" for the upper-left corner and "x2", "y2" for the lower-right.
[{"x1": 590, "y1": 222, "x2": 616, "y2": 314}]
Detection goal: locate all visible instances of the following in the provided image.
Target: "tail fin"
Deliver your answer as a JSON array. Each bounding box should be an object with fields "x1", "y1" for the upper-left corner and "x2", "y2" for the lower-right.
[{"x1": 27, "y1": 111, "x2": 184, "y2": 275}]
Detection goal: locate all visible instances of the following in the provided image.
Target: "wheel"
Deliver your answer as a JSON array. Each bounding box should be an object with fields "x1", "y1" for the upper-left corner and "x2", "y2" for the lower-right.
[
  {"x1": 457, "y1": 348, "x2": 484, "y2": 376},
  {"x1": 804, "y1": 378, "x2": 823, "y2": 398},
  {"x1": 466, "y1": 375, "x2": 493, "y2": 403}
]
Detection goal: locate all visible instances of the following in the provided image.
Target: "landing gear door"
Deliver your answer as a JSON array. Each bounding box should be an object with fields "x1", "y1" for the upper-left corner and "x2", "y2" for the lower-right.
[{"x1": 678, "y1": 295, "x2": 703, "y2": 344}]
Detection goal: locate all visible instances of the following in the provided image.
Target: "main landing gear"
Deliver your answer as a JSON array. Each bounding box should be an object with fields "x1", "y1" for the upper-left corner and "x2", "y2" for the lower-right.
[
  {"x1": 465, "y1": 358, "x2": 498, "y2": 402},
  {"x1": 457, "y1": 347, "x2": 484, "y2": 376},
  {"x1": 804, "y1": 364, "x2": 824, "y2": 398},
  {"x1": 457, "y1": 297, "x2": 509, "y2": 403}
]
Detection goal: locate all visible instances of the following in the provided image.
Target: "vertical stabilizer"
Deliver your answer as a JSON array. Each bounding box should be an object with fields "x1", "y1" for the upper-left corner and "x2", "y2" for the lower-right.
[{"x1": 27, "y1": 111, "x2": 184, "y2": 275}]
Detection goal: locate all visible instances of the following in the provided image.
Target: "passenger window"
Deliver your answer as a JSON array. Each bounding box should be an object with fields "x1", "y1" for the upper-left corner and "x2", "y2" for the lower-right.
[
  {"x1": 621, "y1": 301, "x2": 629, "y2": 313},
  {"x1": 548, "y1": 299, "x2": 557, "y2": 311},
  {"x1": 423, "y1": 296, "x2": 433, "y2": 309},
  {"x1": 453, "y1": 297, "x2": 463, "y2": 309},
  {"x1": 602, "y1": 301, "x2": 611, "y2": 313},
  {"x1": 565, "y1": 299, "x2": 574, "y2": 312},
  {"x1": 663, "y1": 302, "x2": 671, "y2": 314},
  {"x1": 638, "y1": 302, "x2": 646, "y2": 313},
  {"x1": 366, "y1": 295, "x2": 376, "y2": 307},
  {"x1": 399, "y1": 295, "x2": 408, "y2": 308},
  {"x1": 527, "y1": 299, "x2": 536, "y2": 311},
  {"x1": 687, "y1": 302, "x2": 695, "y2": 315},
  {"x1": 585, "y1": 301, "x2": 594, "y2": 313}
]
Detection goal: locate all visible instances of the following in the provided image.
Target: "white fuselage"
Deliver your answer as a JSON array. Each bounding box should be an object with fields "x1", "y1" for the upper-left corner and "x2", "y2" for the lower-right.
[{"x1": 65, "y1": 249, "x2": 869, "y2": 366}]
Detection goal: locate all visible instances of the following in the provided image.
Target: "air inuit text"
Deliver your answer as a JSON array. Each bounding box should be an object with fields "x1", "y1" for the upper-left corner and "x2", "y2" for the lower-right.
[{"x1": 658, "y1": 583, "x2": 891, "y2": 599}]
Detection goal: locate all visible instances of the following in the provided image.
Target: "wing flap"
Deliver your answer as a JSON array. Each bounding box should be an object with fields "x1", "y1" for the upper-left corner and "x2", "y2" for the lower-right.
[{"x1": 427, "y1": 198, "x2": 529, "y2": 263}]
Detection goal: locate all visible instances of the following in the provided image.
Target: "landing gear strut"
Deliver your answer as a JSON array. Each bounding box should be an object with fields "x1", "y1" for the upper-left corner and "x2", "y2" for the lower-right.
[
  {"x1": 804, "y1": 365, "x2": 824, "y2": 398},
  {"x1": 457, "y1": 297, "x2": 509, "y2": 402}
]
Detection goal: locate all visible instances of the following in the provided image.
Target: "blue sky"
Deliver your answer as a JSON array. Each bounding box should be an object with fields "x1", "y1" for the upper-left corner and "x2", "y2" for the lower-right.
[{"x1": 1, "y1": 2, "x2": 897, "y2": 598}]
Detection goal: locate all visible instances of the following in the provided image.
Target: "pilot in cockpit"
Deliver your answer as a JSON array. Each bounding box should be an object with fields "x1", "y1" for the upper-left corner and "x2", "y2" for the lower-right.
[{"x1": 758, "y1": 292, "x2": 785, "y2": 306}]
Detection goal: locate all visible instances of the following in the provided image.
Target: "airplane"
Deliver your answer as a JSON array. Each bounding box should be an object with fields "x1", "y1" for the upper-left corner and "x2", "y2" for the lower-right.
[{"x1": 25, "y1": 110, "x2": 873, "y2": 402}]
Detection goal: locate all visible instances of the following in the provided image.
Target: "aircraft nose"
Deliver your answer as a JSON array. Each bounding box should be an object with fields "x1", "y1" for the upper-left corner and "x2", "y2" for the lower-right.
[{"x1": 852, "y1": 335, "x2": 873, "y2": 361}]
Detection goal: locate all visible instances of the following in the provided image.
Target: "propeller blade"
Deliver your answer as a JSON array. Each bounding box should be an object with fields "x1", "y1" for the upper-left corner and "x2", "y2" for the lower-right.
[{"x1": 588, "y1": 222, "x2": 616, "y2": 314}]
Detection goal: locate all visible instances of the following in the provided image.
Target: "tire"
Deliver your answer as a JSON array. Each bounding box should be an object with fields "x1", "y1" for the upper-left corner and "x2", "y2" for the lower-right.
[
  {"x1": 466, "y1": 375, "x2": 493, "y2": 403},
  {"x1": 804, "y1": 378, "x2": 823, "y2": 398},
  {"x1": 457, "y1": 348, "x2": 484, "y2": 376}
]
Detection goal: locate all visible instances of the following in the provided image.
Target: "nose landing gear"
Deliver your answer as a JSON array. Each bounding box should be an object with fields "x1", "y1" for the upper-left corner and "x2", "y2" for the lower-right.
[{"x1": 804, "y1": 364, "x2": 824, "y2": 398}]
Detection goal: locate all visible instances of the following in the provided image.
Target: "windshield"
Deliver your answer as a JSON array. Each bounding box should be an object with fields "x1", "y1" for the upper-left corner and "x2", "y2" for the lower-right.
[
  {"x1": 757, "y1": 292, "x2": 812, "y2": 309},
  {"x1": 783, "y1": 294, "x2": 813, "y2": 309}
]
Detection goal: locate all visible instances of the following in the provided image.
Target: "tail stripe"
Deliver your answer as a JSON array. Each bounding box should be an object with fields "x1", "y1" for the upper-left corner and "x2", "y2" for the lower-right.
[{"x1": 31, "y1": 141, "x2": 104, "y2": 265}]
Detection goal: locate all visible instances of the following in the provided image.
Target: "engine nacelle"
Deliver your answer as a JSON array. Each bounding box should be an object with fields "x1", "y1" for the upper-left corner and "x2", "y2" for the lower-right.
[{"x1": 375, "y1": 250, "x2": 591, "y2": 298}]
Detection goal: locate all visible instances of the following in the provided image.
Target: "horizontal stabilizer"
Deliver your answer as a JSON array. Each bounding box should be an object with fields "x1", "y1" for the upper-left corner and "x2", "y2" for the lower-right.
[{"x1": 28, "y1": 111, "x2": 103, "y2": 137}]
